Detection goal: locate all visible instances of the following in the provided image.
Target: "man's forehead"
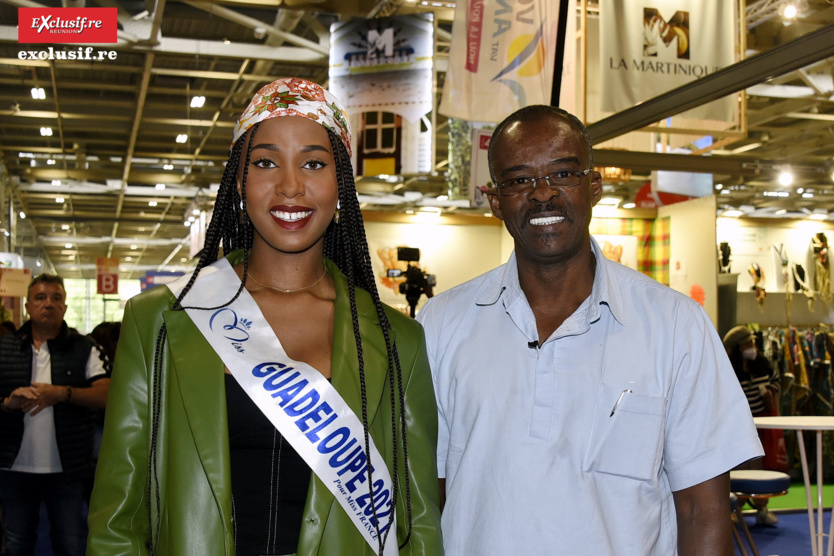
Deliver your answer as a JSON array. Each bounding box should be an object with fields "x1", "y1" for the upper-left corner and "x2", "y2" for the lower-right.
[
  {"x1": 497, "y1": 117, "x2": 588, "y2": 160},
  {"x1": 31, "y1": 283, "x2": 65, "y2": 296}
]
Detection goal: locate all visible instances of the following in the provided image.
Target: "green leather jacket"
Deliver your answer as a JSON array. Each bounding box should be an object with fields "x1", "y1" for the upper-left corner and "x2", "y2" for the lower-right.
[{"x1": 87, "y1": 256, "x2": 443, "y2": 556}]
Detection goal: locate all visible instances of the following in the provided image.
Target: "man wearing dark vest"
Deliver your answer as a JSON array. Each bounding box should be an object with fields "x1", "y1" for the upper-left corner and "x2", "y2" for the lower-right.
[{"x1": 0, "y1": 274, "x2": 109, "y2": 556}]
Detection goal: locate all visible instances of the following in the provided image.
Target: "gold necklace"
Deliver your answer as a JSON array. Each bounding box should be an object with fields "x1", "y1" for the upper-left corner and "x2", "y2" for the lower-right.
[{"x1": 246, "y1": 267, "x2": 327, "y2": 294}]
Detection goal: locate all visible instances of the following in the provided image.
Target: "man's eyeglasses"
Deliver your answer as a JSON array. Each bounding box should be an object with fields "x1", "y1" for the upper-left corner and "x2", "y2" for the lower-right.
[{"x1": 494, "y1": 169, "x2": 593, "y2": 196}]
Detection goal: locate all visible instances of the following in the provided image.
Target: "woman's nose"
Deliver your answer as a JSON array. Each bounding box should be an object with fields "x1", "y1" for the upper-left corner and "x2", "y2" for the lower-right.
[{"x1": 275, "y1": 170, "x2": 304, "y2": 198}]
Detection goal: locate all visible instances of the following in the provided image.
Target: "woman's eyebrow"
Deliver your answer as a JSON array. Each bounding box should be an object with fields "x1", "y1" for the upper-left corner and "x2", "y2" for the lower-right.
[{"x1": 251, "y1": 143, "x2": 330, "y2": 153}]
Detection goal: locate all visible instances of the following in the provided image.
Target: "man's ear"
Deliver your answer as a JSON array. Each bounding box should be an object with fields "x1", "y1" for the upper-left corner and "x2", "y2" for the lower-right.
[
  {"x1": 487, "y1": 189, "x2": 505, "y2": 221},
  {"x1": 590, "y1": 171, "x2": 603, "y2": 207}
]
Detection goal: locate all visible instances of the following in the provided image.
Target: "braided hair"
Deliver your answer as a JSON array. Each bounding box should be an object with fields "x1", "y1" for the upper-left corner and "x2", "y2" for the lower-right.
[{"x1": 146, "y1": 122, "x2": 412, "y2": 554}]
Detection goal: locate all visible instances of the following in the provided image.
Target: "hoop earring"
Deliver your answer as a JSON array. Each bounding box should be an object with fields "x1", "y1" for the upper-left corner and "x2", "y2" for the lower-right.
[{"x1": 333, "y1": 209, "x2": 340, "y2": 224}]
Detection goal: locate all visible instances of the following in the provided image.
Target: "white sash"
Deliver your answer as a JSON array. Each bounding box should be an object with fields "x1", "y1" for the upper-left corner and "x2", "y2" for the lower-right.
[{"x1": 167, "y1": 259, "x2": 398, "y2": 555}]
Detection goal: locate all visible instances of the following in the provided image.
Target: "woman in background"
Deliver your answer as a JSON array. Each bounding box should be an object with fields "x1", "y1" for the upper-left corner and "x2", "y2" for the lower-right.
[
  {"x1": 724, "y1": 325, "x2": 781, "y2": 526},
  {"x1": 87, "y1": 77, "x2": 442, "y2": 556}
]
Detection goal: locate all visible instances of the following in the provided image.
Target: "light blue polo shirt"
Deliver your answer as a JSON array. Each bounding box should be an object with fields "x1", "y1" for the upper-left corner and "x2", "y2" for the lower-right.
[{"x1": 417, "y1": 238, "x2": 763, "y2": 556}]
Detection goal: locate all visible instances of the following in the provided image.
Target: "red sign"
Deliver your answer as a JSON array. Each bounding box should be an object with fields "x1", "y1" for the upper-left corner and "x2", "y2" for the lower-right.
[
  {"x1": 18, "y1": 8, "x2": 117, "y2": 44},
  {"x1": 96, "y1": 257, "x2": 119, "y2": 295},
  {"x1": 634, "y1": 182, "x2": 693, "y2": 209},
  {"x1": 465, "y1": 0, "x2": 485, "y2": 72}
]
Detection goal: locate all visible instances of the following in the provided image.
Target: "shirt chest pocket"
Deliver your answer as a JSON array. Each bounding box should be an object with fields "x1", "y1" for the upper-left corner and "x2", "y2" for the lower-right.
[{"x1": 582, "y1": 383, "x2": 667, "y2": 482}]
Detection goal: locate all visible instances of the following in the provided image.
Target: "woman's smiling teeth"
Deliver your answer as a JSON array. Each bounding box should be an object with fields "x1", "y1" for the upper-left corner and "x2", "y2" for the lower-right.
[
  {"x1": 530, "y1": 216, "x2": 564, "y2": 226},
  {"x1": 271, "y1": 209, "x2": 312, "y2": 222}
]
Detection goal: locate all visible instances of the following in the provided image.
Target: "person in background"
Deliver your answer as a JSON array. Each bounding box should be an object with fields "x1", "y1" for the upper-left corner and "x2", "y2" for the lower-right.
[
  {"x1": 0, "y1": 274, "x2": 110, "y2": 556},
  {"x1": 87, "y1": 78, "x2": 442, "y2": 556},
  {"x1": 86, "y1": 321, "x2": 120, "y2": 497},
  {"x1": 723, "y1": 324, "x2": 781, "y2": 526},
  {"x1": 0, "y1": 321, "x2": 17, "y2": 338},
  {"x1": 417, "y1": 104, "x2": 763, "y2": 555},
  {"x1": 89, "y1": 321, "x2": 120, "y2": 364}
]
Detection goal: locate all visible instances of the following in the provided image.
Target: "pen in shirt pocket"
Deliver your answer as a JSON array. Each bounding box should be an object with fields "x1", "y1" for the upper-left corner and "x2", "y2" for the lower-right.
[{"x1": 609, "y1": 389, "x2": 633, "y2": 417}]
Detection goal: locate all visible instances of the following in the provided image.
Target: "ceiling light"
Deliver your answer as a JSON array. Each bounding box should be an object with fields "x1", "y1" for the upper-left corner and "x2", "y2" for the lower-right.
[
  {"x1": 778, "y1": 170, "x2": 793, "y2": 186},
  {"x1": 809, "y1": 212, "x2": 828, "y2": 220},
  {"x1": 130, "y1": 245, "x2": 138, "y2": 250},
  {"x1": 184, "y1": 220, "x2": 192, "y2": 226},
  {"x1": 622, "y1": 202, "x2": 636, "y2": 209},
  {"x1": 192, "y1": 208, "x2": 200, "y2": 215},
  {"x1": 148, "y1": 200, "x2": 158, "y2": 207},
  {"x1": 176, "y1": 134, "x2": 188, "y2": 144},
  {"x1": 155, "y1": 183, "x2": 166, "y2": 190},
  {"x1": 51, "y1": 179, "x2": 61, "y2": 186},
  {"x1": 715, "y1": 184, "x2": 723, "y2": 190},
  {"x1": 436, "y1": 195, "x2": 449, "y2": 201},
  {"x1": 56, "y1": 197, "x2": 64, "y2": 203},
  {"x1": 763, "y1": 191, "x2": 789, "y2": 197},
  {"x1": 803, "y1": 192, "x2": 814, "y2": 198},
  {"x1": 797, "y1": 188, "x2": 804, "y2": 194},
  {"x1": 65, "y1": 243, "x2": 72, "y2": 248},
  {"x1": 782, "y1": 2, "x2": 798, "y2": 18},
  {"x1": 30, "y1": 87, "x2": 45, "y2": 99},
  {"x1": 723, "y1": 209, "x2": 743, "y2": 217},
  {"x1": 61, "y1": 224, "x2": 70, "y2": 230},
  {"x1": 40, "y1": 127, "x2": 53, "y2": 137},
  {"x1": 125, "y1": 256, "x2": 132, "y2": 262},
  {"x1": 188, "y1": 216, "x2": 195, "y2": 222},
  {"x1": 163, "y1": 164, "x2": 174, "y2": 170},
  {"x1": 18, "y1": 152, "x2": 34, "y2": 158},
  {"x1": 774, "y1": 209, "x2": 787, "y2": 215},
  {"x1": 18, "y1": 211, "x2": 25, "y2": 219},
  {"x1": 190, "y1": 95, "x2": 206, "y2": 108},
  {"x1": 47, "y1": 159, "x2": 55, "y2": 165}
]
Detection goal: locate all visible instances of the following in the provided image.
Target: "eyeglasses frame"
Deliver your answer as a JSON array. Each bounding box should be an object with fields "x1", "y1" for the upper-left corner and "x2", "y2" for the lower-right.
[{"x1": 493, "y1": 168, "x2": 594, "y2": 196}]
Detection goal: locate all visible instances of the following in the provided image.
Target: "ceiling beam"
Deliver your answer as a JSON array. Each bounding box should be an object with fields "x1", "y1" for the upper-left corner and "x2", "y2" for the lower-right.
[{"x1": 588, "y1": 23, "x2": 834, "y2": 144}]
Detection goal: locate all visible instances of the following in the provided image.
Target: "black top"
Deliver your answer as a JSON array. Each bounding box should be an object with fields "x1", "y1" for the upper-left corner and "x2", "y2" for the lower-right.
[{"x1": 225, "y1": 374, "x2": 312, "y2": 556}]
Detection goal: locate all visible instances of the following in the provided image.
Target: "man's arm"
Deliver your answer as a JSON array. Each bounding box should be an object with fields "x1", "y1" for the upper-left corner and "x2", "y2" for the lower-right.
[
  {"x1": 13, "y1": 377, "x2": 109, "y2": 415},
  {"x1": 673, "y1": 473, "x2": 732, "y2": 556}
]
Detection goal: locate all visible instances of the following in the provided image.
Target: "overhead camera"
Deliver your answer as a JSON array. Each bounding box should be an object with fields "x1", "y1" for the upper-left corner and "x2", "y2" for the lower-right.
[{"x1": 386, "y1": 247, "x2": 436, "y2": 317}]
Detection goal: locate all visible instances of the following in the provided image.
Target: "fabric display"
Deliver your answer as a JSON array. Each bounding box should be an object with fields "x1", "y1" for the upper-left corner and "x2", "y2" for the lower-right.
[{"x1": 759, "y1": 326, "x2": 834, "y2": 480}]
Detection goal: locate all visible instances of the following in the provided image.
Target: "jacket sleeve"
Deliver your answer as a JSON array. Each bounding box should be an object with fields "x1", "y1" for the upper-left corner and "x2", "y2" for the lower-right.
[
  {"x1": 396, "y1": 322, "x2": 444, "y2": 556},
  {"x1": 87, "y1": 292, "x2": 165, "y2": 555}
]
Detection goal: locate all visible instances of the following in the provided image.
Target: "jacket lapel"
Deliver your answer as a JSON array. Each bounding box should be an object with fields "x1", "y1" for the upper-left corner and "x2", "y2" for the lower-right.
[
  {"x1": 299, "y1": 263, "x2": 396, "y2": 552},
  {"x1": 162, "y1": 309, "x2": 232, "y2": 527},
  {"x1": 329, "y1": 264, "x2": 392, "y2": 429}
]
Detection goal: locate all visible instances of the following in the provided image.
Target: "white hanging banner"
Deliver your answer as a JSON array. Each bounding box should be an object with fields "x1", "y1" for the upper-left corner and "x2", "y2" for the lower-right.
[
  {"x1": 440, "y1": 0, "x2": 561, "y2": 123},
  {"x1": 600, "y1": 0, "x2": 736, "y2": 121},
  {"x1": 168, "y1": 260, "x2": 398, "y2": 555},
  {"x1": 329, "y1": 14, "x2": 434, "y2": 123}
]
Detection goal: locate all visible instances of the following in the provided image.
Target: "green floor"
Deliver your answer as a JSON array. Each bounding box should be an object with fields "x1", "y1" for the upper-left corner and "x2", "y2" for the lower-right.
[{"x1": 767, "y1": 483, "x2": 834, "y2": 510}]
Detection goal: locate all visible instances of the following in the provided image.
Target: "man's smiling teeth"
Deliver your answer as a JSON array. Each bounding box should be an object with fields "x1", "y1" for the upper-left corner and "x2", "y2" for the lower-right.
[
  {"x1": 530, "y1": 216, "x2": 564, "y2": 226},
  {"x1": 271, "y1": 210, "x2": 312, "y2": 222}
]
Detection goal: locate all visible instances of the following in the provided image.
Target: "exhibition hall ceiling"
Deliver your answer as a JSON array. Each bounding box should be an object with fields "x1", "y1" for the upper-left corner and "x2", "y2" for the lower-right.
[{"x1": 0, "y1": 0, "x2": 833, "y2": 278}]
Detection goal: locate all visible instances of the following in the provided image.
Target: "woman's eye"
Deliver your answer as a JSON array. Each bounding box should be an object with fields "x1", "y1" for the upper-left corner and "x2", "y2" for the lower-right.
[
  {"x1": 304, "y1": 159, "x2": 327, "y2": 170},
  {"x1": 252, "y1": 158, "x2": 276, "y2": 169}
]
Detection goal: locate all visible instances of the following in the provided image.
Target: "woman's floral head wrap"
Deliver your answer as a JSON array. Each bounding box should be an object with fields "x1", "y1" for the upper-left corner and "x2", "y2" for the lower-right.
[{"x1": 232, "y1": 77, "x2": 352, "y2": 156}]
